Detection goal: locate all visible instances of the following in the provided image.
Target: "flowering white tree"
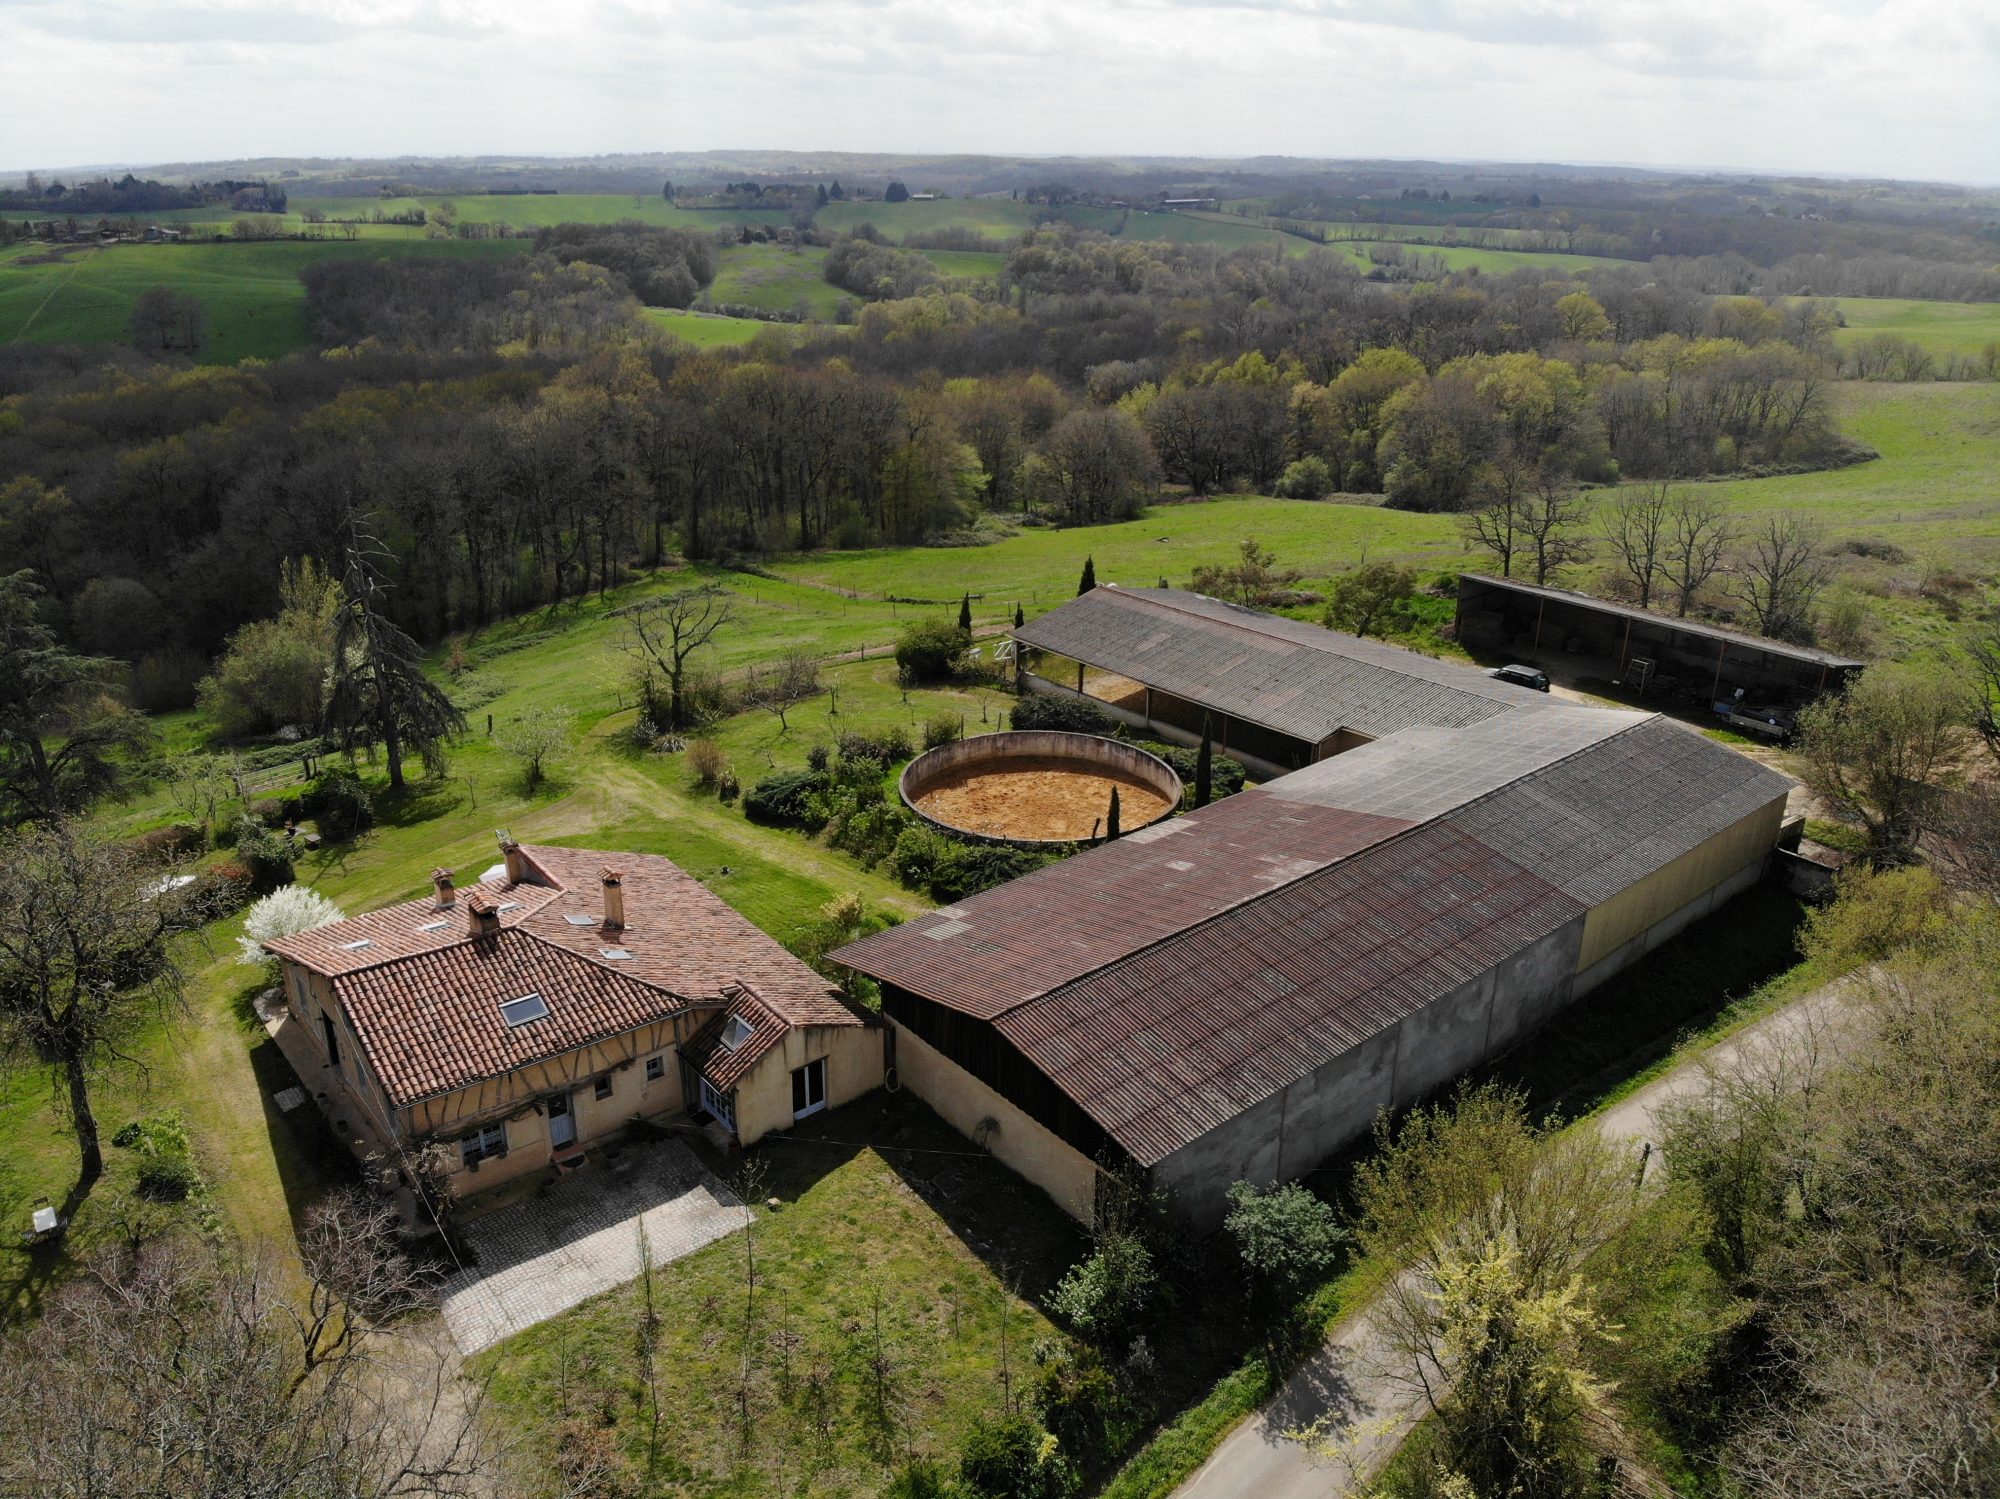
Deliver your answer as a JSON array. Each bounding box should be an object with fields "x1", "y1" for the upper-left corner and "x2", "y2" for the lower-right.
[{"x1": 236, "y1": 884, "x2": 345, "y2": 965}]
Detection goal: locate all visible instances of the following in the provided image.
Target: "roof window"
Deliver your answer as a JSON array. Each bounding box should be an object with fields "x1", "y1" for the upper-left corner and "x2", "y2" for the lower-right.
[
  {"x1": 417, "y1": 919, "x2": 449, "y2": 933},
  {"x1": 339, "y1": 938, "x2": 373, "y2": 951},
  {"x1": 496, "y1": 901, "x2": 522, "y2": 913},
  {"x1": 600, "y1": 947, "x2": 632, "y2": 961},
  {"x1": 564, "y1": 913, "x2": 598, "y2": 927},
  {"x1": 720, "y1": 1014, "x2": 756, "y2": 1051},
  {"x1": 499, "y1": 993, "x2": 551, "y2": 1028}
]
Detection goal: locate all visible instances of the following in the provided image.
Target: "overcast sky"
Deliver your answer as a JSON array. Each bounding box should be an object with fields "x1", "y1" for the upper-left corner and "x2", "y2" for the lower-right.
[{"x1": 3, "y1": 0, "x2": 1994, "y2": 184}]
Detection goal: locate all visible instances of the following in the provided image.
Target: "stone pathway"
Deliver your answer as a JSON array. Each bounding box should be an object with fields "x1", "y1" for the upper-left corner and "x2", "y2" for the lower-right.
[{"x1": 440, "y1": 1139, "x2": 745, "y2": 1354}]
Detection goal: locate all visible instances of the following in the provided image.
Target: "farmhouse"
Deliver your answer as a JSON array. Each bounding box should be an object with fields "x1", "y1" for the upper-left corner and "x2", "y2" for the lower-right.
[
  {"x1": 266, "y1": 839, "x2": 879, "y2": 1197},
  {"x1": 838, "y1": 588, "x2": 1793, "y2": 1225}
]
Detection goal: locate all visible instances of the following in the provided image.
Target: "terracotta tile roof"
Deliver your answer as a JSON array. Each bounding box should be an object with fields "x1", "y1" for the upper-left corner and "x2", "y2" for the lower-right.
[
  {"x1": 271, "y1": 843, "x2": 869, "y2": 1108},
  {"x1": 334, "y1": 928, "x2": 692, "y2": 1107},
  {"x1": 681, "y1": 983, "x2": 789, "y2": 1091}
]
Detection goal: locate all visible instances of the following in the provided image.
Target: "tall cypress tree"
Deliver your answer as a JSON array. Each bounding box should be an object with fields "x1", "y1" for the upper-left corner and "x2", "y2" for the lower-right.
[
  {"x1": 1106, "y1": 786, "x2": 1121, "y2": 840},
  {"x1": 1013, "y1": 603, "x2": 1025, "y2": 629},
  {"x1": 1195, "y1": 715, "x2": 1213, "y2": 808},
  {"x1": 958, "y1": 592, "x2": 972, "y2": 633},
  {"x1": 325, "y1": 533, "x2": 467, "y2": 791},
  {"x1": 1078, "y1": 556, "x2": 1096, "y2": 595}
]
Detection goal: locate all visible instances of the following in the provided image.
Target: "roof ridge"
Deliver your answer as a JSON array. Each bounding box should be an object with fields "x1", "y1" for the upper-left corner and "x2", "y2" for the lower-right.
[
  {"x1": 988, "y1": 712, "x2": 1660, "y2": 1024},
  {"x1": 1108, "y1": 586, "x2": 1374, "y2": 658}
]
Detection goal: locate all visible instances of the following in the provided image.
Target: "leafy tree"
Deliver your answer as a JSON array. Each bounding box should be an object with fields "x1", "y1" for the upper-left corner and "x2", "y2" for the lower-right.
[
  {"x1": 1796, "y1": 665, "x2": 1973, "y2": 862},
  {"x1": 196, "y1": 556, "x2": 343, "y2": 740},
  {"x1": 323, "y1": 540, "x2": 464, "y2": 791},
  {"x1": 1273, "y1": 455, "x2": 1333, "y2": 499},
  {"x1": 0, "y1": 822, "x2": 206, "y2": 1203},
  {"x1": 1554, "y1": 290, "x2": 1612, "y2": 342},
  {"x1": 497, "y1": 705, "x2": 574, "y2": 790},
  {"x1": 619, "y1": 586, "x2": 737, "y2": 731},
  {"x1": 1190, "y1": 538, "x2": 1302, "y2": 607},
  {"x1": 1324, "y1": 562, "x2": 1417, "y2": 638},
  {"x1": 1050, "y1": 1228, "x2": 1155, "y2": 1343},
  {"x1": 127, "y1": 286, "x2": 208, "y2": 355},
  {"x1": 0, "y1": 571, "x2": 154, "y2": 825},
  {"x1": 1224, "y1": 1179, "x2": 1346, "y2": 1306},
  {"x1": 894, "y1": 618, "x2": 971, "y2": 685},
  {"x1": 959, "y1": 1410, "x2": 1067, "y2": 1499},
  {"x1": 884, "y1": 181, "x2": 910, "y2": 203},
  {"x1": 235, "y1": 884, "x2": 346, "y2": 965}
]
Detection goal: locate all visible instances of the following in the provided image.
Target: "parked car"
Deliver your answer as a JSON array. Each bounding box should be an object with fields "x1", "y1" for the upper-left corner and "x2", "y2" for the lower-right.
[{"x1": 1487, "y1": 664, "x2": 1550, "y2": 692}]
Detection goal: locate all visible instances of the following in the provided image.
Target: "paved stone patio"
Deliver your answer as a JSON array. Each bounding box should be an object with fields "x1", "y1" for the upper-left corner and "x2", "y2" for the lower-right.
[{"x1": 440, "y1": 1139, "x2": 745, "y2": 1353}]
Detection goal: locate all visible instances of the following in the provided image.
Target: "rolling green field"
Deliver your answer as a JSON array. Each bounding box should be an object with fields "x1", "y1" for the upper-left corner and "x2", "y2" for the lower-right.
[
  {"x1": 708, "y1": 241, "x2": 846, "y2": 316},
  {"x1": 0, "y1": 237, "x2": 530, "y2": 362},
  {"x1": 1327, "y1": 240, "x2": 1633, "y2": 275},
  {"x1": 290, "y1": 193, "x2": 794, "y2": 233},
  {"x1": 1817, "y1": 296, "x2": 2000, "y2": 358},
  {"x1": 645, "y1": 307, "x2": 796, "y2": 347}
]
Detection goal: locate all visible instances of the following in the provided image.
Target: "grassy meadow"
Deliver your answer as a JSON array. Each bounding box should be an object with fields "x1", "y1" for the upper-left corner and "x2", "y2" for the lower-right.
[
  {"x1": 1819, "y1": 296, "x2": 2000, "y2": 358},
  {"x1": 0, "y1": 236, "x2": 530, "y2": 362},
  {"x1": 645, "y1": 307, "x2": 798, "y2": 348}
]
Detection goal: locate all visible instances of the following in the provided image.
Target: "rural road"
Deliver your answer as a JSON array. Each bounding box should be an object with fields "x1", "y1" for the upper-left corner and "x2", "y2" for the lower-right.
[{"x1": 1170, "y1": 974, "x2": 1861, "y2": 1499}]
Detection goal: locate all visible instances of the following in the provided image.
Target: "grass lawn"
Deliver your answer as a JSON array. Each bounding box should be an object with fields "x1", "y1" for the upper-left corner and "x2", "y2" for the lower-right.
[
  {"x1": 708, "y1": 242, "x2": 847, "y2": 317},
  {"x1": 0, "y1": 237, "x2": 530, "y2": 362},
  {"x1": 645, "y1": 307, "x2": 797, "y2": 348},
  {"x1": 1816, "y1": 296, "x2": 2000, "y2": 359},
  {"x1": 290, "y1": 194, "x2": 795, "y2": 233},
  {"x1": 471, "y1": 1094, "x2": 1082, "y2": 1496}
]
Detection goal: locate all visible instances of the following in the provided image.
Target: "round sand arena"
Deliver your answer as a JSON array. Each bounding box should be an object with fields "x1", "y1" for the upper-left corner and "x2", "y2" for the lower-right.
[{"x1": 899, "y1": 731, "x2": 1184, "y2": 847}]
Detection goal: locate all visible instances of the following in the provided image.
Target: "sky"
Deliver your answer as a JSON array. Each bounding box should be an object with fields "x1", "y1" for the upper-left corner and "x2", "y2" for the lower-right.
[{"x1": 2, "y1": 0, "x2": 1995, "y2": 184}]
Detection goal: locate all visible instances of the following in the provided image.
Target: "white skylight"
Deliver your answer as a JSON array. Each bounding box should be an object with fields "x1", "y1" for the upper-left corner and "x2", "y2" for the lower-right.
[
  {"x1": 417, "y1": 919, "x2": 448, "y2": 932},
  {"x1": 339, "y1": 938, "x2": 373, "y2": 951},
  {"x1": 565, "y1": 914, "x2": 598, "y2": 926},
  {"x1": 600, "y1": 947, "x2": 632, "y2": 961}
]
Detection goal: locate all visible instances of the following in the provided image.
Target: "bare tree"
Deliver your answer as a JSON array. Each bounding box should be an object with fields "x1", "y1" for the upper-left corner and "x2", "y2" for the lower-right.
[
  {"x1": 1662, "y1": 492, "x2": 1736, "y2": 618},
  {"x1": 0, "y1": 1196, "x2": 499, "y2": 1495},
  {"x1": 0, "y1": 822, "x2": 207, "y2": 1213},
  {"x1": 620, "y1": 586, "x2": 736, "y2": 731},
  {"x1": 1735, "y1": 514, "x2": 1834, "y2": 642},
  {"x1": 1965, "y1": 626, "x2": 2000, "y2": 762},
  {"x1": 743, "y1": 650, "x2": 821, "y2": 734},
  {"x1": 1518, "y1": 476, "x2": 1592, "y2": 586},
  {"x1": 1462, "y1": 492, "x2": 1523, "y2": 579},
  {"x1": 1598, "y1": 482, "x2": 1671, "y2": 608}
]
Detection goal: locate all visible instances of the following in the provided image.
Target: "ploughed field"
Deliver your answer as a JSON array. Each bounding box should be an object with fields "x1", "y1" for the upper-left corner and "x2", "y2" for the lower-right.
[{"x1": 912, "y1": 753, "x2": 1172, "y2": 843}]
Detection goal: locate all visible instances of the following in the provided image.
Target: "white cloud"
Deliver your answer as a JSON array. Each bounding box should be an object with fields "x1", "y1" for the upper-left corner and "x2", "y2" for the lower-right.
[{"x1": 0, "y1": 0, "x2": 1992, "y2": 181}]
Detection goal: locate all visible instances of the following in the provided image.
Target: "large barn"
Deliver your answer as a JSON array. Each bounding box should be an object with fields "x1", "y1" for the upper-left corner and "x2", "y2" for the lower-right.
[{"x1": 837, "y1": 587, "x2": 1793, "y2": 1225}]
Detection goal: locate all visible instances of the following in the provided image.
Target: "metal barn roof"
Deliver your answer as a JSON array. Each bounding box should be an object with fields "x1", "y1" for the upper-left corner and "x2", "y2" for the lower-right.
[{"x1": 1013, "y1": 586, "x2": 1550, "y2": 744}]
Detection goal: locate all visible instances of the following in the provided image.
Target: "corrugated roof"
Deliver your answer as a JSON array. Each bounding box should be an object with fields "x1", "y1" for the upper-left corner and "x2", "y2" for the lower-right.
[
  {"x1": 1014, "y1": 586, "x2": 1549, "y2": 743},
  {"x1": 838, "y1": 710, "x2": 1793, "y2": 1167},
  {"x1": 1459, "y1": 574, "x2": 1865, "y2": 670},
  {"x1": 997, "y1": 822, "x2": 1587, "y2": 1163},
  {"x1": 832, "y1": 794, "x2": 1415, "y2": 1018}
]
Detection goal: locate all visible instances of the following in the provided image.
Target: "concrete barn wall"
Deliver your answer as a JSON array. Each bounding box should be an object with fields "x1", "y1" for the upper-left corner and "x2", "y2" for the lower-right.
[
  {"x1": 1576, "y1": 795, "x2": 1787, "y2": 973},
  {"x1": 1573, "y1": 847, "x2": 1771, "y2": 998},
  {"x1": 1153, "y1": 917, "x2": 1588, "y2": 1227},
  {"x1": 892, "y1": 1021, "x2": 1100, "y2": 1221},
  {"x1": 732, "y1": 1023, "x2": 884, "y2": 1148}
]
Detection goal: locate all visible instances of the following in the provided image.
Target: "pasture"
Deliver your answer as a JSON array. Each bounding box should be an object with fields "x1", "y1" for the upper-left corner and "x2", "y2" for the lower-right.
[
  {"x1": 1819, "y1": 296, "x2": 2000, "y2": 359},
  {"x1": 707, "y1": 241, "x2": 847, "y2": 316},
  {"x1": 0, "y1": 237, "x2": 530, "y2": 362},
  {"x1": 645, "y1": 307, "x2": 795, "y2": 348}
]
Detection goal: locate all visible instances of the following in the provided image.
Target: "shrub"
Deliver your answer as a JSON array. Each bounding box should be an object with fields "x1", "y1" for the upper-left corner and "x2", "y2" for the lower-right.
[
  {"x1": 925, "y1": 841, "x2": 1049, "y2": 903},
  {"x1": 1224, "y1": 1180, "x2": 1348, "y2": 1306},
  {"x1": 806, "y1": 743, "x2": 831, "y2": 772},
  {"x1": 198, "y1": 860, "x2": 256, "y2": 915},
  {"x1": 1030, "y1": 1338, "x2": 1120, "y2": 1470},
  {"x1": 1274, "y1": 455, "x2": 1334, "y2": 499},
  {"x1": 686, "y1": 738, "x2": 728, "y2": 790},
  {"x1": 895, "y1": 619, "x2": 971, "y2": 684},
  {"x1": 881, "y1": 725, "x2": 914, "y2": 762},
  {"x1": 1139, "y1": 740, "x2": 1246, "y2": 801},
  {"x1": 132, "y1": 823, "x2": 204, "y2": 862},
  {"x1": 923, "y1": 714, "x2": 963, "y2": 751},
  {"x1": 136, "y1": 1156, "x2": 200, "y2": 1202},
  {"x1": 885, "y1": 1459, "x2": 953, "y2": 1499},
  {"x1": 1050, "y1": 1229, "x2": 1157, "y2": 1343},
  {"x1": 717, "y1": 769, "x2": 740, "y2": 803},
  {"x1": 1010, "y1": 694, "x2": 1119, "y2": 737},
  {"x1": 743, "y1": 770, "x2": 830, "y2": 828},
  {"x1": 959, "y1": 1411, "x2": 1068, "y2": 1499},
  {"x1": 111, "y1": 1121, "x2": 144, "y2": 1149},
  {"x1": 230, "y1": 816, "x2": 294, "y2": 893},
  {"x1": 302, "y1": 768, "x2": 374, "y2": 841}
]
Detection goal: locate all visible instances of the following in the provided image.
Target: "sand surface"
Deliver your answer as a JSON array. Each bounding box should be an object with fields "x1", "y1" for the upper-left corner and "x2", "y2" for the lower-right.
[{"x1": 913, "y1": 754, "x2": 1173, "y2": 842}]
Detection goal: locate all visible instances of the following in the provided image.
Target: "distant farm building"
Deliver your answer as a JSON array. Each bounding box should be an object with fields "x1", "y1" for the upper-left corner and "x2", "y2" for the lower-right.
[
  {"x1": 1158, "y1": 197, "x2": 1219, "y2": 209},
  {"x1": 839, "y1": 587, "x2": 1792, "y2": 1225},
  {"x1": 1455, "y1": 574, "x2": 1862, "y2": 715}
]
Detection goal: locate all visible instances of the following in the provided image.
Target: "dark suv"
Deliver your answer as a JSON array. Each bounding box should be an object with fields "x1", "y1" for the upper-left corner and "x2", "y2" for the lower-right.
[{"x1": 1487, "y1": 664, "x2": 1550, "y2": 692}]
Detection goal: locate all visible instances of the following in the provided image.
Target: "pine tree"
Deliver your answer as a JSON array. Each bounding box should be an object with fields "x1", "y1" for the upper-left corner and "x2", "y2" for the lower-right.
[
  {"x1": 1013, "y1": 603, "x2": 1025, "y2": 629},
  {"x1": 1079, "y1": 556, "x2": 1097, "y2": 595},
  {"x1": 1195, "y1": 715, "x2": 1213, "y2": 808},
  {"x1": 1106, "y1": 787, "x2": 1121, "y2": 840},
  {"x1": 958, "y1": 593, "x2": 972, "y2": 632},
  {"x1": 324, "y1": 532, "x2": 467, "y2": 790}
]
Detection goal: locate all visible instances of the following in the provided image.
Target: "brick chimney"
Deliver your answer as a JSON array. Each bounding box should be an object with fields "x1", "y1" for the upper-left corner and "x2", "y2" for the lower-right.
[
  {"x1": 465, "y1": 890, "x2": 501, "y2": 939},
  {"x1": 498, "y1": 831, "x2": 527, "y2": 885},
  {"x1": 431, "y1": 867, "x2": 455, "y2": 907},
  {"x1": 600, "y1": 867, "x2": 625, "y2": 930}
]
